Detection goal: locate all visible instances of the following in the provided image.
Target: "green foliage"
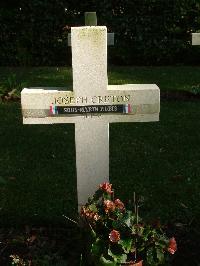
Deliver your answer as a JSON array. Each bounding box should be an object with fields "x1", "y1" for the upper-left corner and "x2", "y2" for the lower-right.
[
  {"x1": 80, "y1": 183, "x2": 175, "y2": 265},
  {"x1": 191, "y1": 84, "x2": 200, "y2": 95},
  {"x1": 0, "y1": 73, "x2": 22, "y2": 102},
  {"x1": 1, "y1": 1, "x2": 200, "y2": 66},
  {"x1": 0, "y1": 176, "x2": 7, "y2": 185},
  {"x1": 2, "y1": 74, "x2": 22, "y2": 92}
]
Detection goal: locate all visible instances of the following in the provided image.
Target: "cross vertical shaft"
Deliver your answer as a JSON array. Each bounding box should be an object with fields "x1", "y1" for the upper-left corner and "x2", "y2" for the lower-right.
[
  {"x1": 72, "y1": 27, "x2": 109, "y2": 205},
  {"x1": 75, "y1": 122, "x2": 109, "y2": 206},
  {"x1": 72, "y1": 27, "x2": 108, "y2": 96}
]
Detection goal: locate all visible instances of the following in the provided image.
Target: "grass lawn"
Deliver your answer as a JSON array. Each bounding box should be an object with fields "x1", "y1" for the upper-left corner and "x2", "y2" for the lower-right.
[
  {"x1": 0, "y1": 66, "x2": 200, "y2": 226},
  {"x1": 0, "y1": 66, "x2": 200, "y2": 94},
  {"x1": 0, "y1": 66, "x2": 200, "y2": 265},
  {"x1": 1, "y1": 101, "x2": 200, "y2": 225}
]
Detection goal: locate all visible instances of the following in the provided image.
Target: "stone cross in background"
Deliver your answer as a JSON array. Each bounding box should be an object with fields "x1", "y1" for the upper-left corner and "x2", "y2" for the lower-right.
[
  {"x1": 192, "y1": 32, "x2": 200, "y2": 45},
  {"x1": 68, "y1": 12, "x2": 114, "y2": 46},
  {"x1": 21, "y1": 22, "x2": 160, "y2": 207}
]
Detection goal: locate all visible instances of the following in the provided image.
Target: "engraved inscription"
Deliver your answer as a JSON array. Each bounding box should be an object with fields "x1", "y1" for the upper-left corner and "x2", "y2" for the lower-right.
[{"x1": 54, "y1": 94, "x2": 131, "y2": 105}]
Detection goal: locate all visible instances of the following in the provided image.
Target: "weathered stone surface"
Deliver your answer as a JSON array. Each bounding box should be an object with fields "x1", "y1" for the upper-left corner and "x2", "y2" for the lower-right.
[
  {"x1": 22, "y1": 85, "x2": 159, "y2": 122},
  {"x1": 192, "y1": 33, "x2": 200, "y2": 45},
  {"x1": 68, "y1": 32, "x2": 114, "y2": 46}
]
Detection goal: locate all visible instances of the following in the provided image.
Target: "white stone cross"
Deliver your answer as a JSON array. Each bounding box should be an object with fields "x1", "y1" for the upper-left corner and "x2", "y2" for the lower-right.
[
  {"x1": 21, "y1": 26, "x2": 160, "y2": 207},
  {"x1": 192, "y1": 32, "x2": 200, "y2": 45}
]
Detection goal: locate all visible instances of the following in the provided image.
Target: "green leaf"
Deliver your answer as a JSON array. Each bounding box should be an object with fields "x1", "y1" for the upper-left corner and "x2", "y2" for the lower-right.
[
  {"x1": 146, "y1": 247, "x2": 155, "y2": 265},
  {"x1": 122, "y1": 211, "x2": 132, "y2": 227},
  {"x1": 93, "y1": 189, "x2": 103, "y2": 201},
  {"x1": 112, "y1": 220, "x2": 121, "y2": 229},
  {"x1": 156, "y1": 248, "x2": 164, "y2": 263},
  {"x1": 108, "y1": 249, "x2": 127, "y2": 263},
  {"x1": 119, "y1": 238, "x2": 133, "y2": 253},
  {"x1": 89, "y1": 204, "x2": 98, "y2": 212},
  {"x1": 121, "y1": 210, "x2": 136, "y2": 228},
  {"x1": 99, "y1": 255, "x2": 117, "y2": 266},
  {"x1": 91, "y1": 238, "x2": 104, "y2": 257},
  {"x1": 103, "y1": 193, "x2": 112, "y2": 200}
]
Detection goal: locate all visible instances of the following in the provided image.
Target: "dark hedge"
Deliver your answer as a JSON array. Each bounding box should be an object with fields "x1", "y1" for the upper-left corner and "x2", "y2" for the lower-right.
[{"x1": 1, "y1": 0, "x2": 200, "y2": 66}]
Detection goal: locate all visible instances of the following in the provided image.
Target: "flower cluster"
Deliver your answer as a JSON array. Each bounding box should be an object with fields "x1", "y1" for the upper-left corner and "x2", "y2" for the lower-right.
[
  {"x1": 99, "y1": 182, "x2": 113, "y2": 194},
  {"x1": 109, "y1": 230, "x2": 120, "y2": 243},
  {"x1": 81, "y1": 206, "x2": 100, "y2": 221},
  {"x1": 104, "y1": 198, "x2": 125, "y2": 214},
  {"x1": 168, "y1": 237, "x2": 177, "y2": 255},
  {"x1": 80, "y1": 182, "x2": 177, "y2": 266},
  {"x1": 104, "y1": 200, "x2": 115, "y2": 213}
]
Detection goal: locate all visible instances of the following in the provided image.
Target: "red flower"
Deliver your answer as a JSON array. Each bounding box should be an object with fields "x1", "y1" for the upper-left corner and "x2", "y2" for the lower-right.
[
  {"x1": 168, "y1": 237, "x2": 177, "y2": 254},
  {"x1": 93, "y1": 213, "x2": 100, "y2": 221},
  {"x1": 109, "y1": 230, "x2": 120, "y2": 243},
  {"x1": 99, "y1": 182, "x2": 113, "y2": 194},
  {"x1": 114, "y1": 199, "x2": 125, "y2": 211},
  {"x1": 80, "y1": 207, "x2": 100, "y2": 221},
  {"x1": 104, "y1": 200, "x2": 115, "y2": 213},
  {"x1": 80, "y1": 206, "x2": 86, "y2": 216}
]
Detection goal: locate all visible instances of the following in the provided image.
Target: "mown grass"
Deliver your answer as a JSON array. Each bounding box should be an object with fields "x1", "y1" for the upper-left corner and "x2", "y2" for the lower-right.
[
  {"x1": 0, "y1": 103, "x2": 77, "y2": 225},
  {"x1": 0, "y1": 101, "x2": 200, "y2": 227},
  {"x1": 0, "y1": 66, "x2": 200, "y2": 227},
  {"x1": 0, "y1": 66, "x2": 200, "y2": 93},
  {"x1": 111, "y1": 101, "x2": 200, "y2": 223}
]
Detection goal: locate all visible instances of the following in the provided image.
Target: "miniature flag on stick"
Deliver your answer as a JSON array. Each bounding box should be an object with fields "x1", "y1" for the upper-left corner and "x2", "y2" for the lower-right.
[
  {"x1": 123, "y1": 104, "x2": 131, "y2": 113},
  {"x1": 50, "y1": 105, "x2": 58, "y2": 115}
]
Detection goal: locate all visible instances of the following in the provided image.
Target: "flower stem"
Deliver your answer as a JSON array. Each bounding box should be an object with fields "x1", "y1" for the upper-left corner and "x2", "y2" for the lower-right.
[{"x1": 62, "y1": 215, "x2": 78, "y2": 225}]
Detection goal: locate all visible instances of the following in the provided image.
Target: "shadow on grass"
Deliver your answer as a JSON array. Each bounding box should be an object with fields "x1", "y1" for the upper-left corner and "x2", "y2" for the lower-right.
[
  {"x1": 0, "y1": 101, "x2": 200, "y2": 265},
  {"x1": 0, "y1": 103, "x2": 77, "y2": 225}
]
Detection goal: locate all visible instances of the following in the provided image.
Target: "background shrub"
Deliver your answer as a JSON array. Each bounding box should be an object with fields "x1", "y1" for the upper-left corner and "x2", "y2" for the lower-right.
[{"x1": 1, "y1": 0, "x2": 200, "y2": 66}]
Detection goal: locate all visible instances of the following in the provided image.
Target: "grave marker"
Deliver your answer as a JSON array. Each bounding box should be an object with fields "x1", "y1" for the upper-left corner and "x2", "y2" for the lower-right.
[
  {"x1": 21, "y1": 21, "x2": 160, "y2": 207},
  {"x1": 84, "y1": 12, "x2": 97, "y2": 26},
  {"x1": 192, "y1": 32, "x2": 200, "y2": 45}
]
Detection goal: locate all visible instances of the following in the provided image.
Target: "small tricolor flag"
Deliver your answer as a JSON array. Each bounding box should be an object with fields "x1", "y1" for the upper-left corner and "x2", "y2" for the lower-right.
[
  {"x1": 50, "y1": 105, "x2": 58, "y2": 115},
  {"x1": 123, "y1": 104, "x2": 131, "y2": 113}
]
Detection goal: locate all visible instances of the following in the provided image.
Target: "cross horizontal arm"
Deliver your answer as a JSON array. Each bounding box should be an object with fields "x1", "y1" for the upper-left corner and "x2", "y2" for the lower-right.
[{"x1": 21, "y1": 84, "x2": 159, "y2": 124}]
